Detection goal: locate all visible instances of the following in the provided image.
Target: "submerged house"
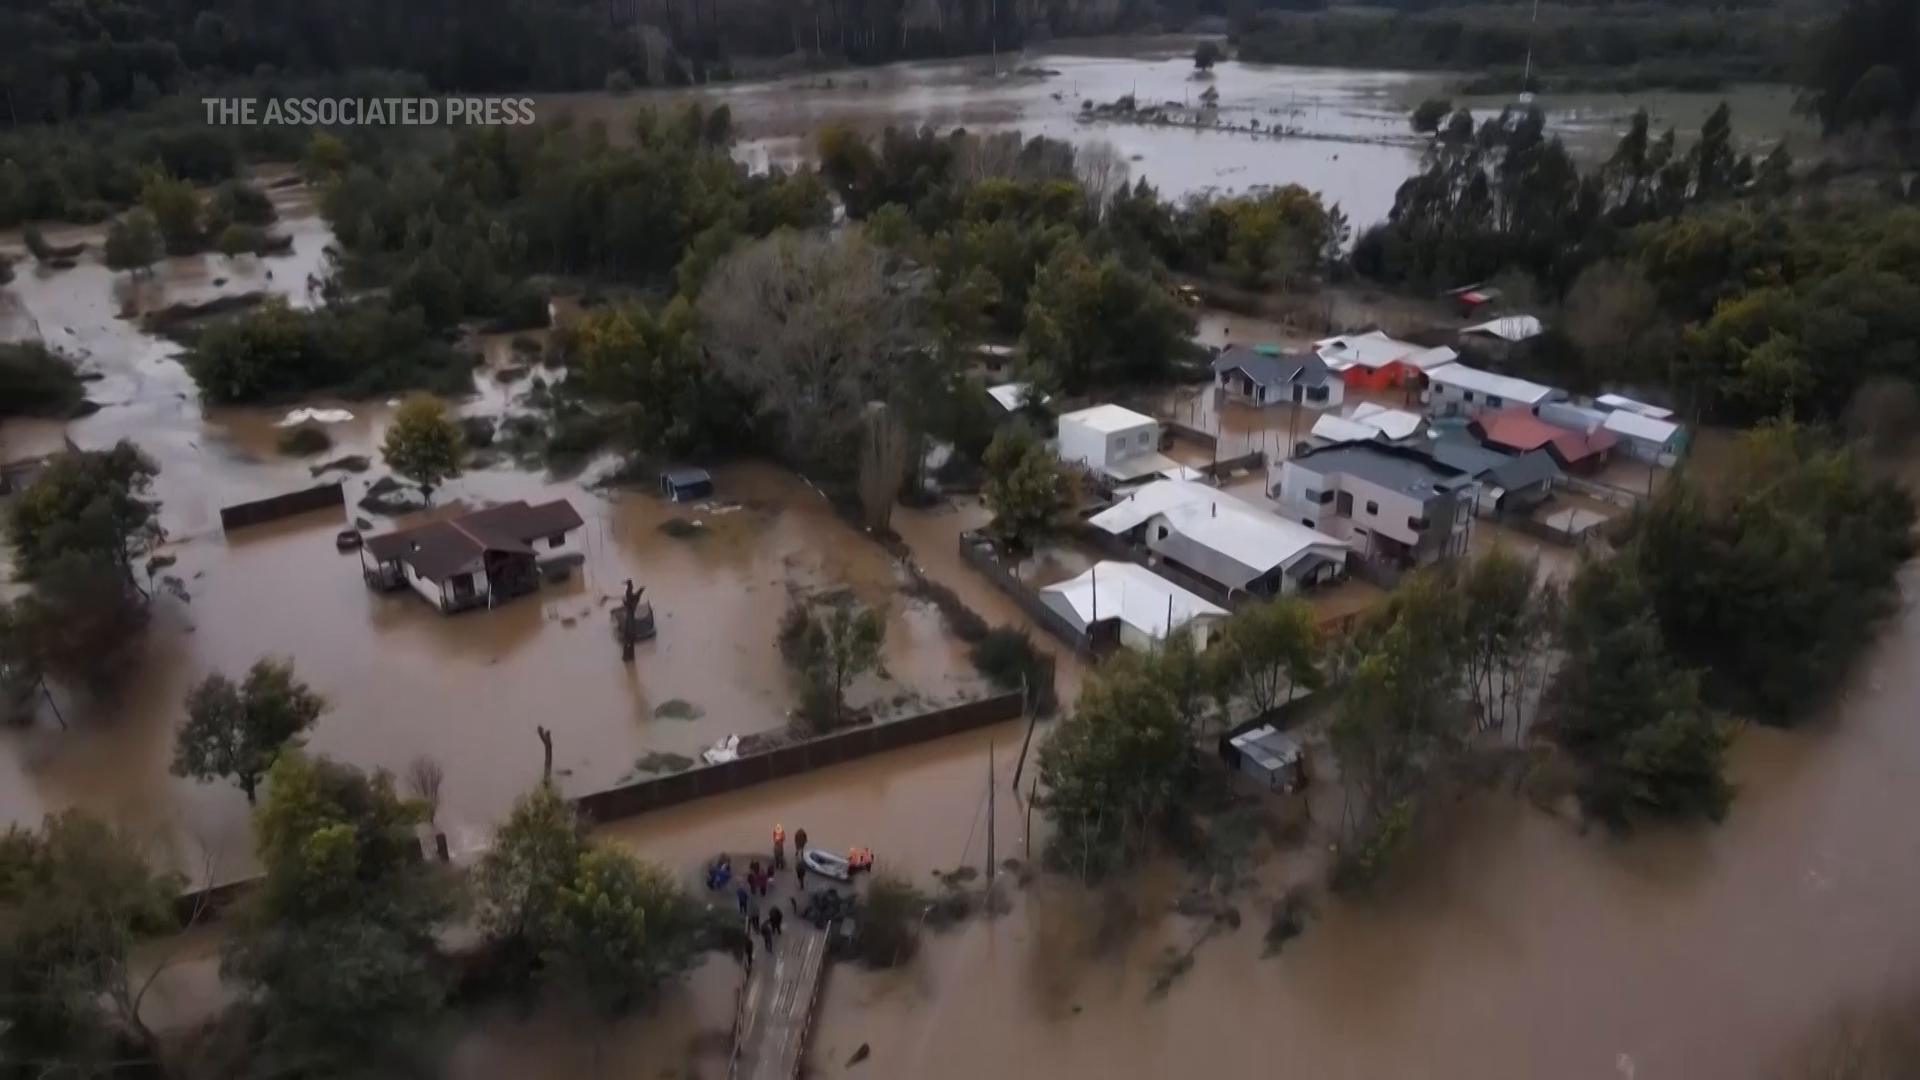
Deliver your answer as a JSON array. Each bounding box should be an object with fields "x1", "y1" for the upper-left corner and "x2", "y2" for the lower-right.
[
  {"x1": 1038, "y1": 560, "x2": 1228, "y2": 653},
  {"x1": 1088, "y1": 479, "x2": 1350, "y2": 600},
  {"x1": 1211, "y1": 346, "x2": 1344, "y2": 410},
  {"x1": 361, "y1": 499, "x2": 585, "y2": 614}
]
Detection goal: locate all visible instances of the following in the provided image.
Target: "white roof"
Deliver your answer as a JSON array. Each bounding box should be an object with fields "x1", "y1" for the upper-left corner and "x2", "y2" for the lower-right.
[
  {"x1": 1311, "y1": 414, "x2": 1383, "y2": 444},
  {"x1": 1596, "y1": 394, "x2": 1674, "y2": 420},
  {"x1": 986, "y1": 382, "x2": 1043, "y2": 412},
  {"x1": 1090, "y1": 479, "x2": 1348, "y2": 575},
  {"x1": 1313, "y1": 330, "x2": 1420, "y2": 371},
  {"x1": 1463, "y1": 316, "x2": 1545, "y2": 343},
  {"x1": 1060, "y1": 403, "x2": 1157, "y2": 434},
  {"x1": 1426, "y1": 362, "x2": 1559, "y2": 405},
  {"x1": 1230, "y1": 724, "x2": 1303, "y2": 772},
  {"x1": 1405, "y1": 346, "x2": 1459, "y2": 371},
  {"x1": 1602, "y1": 409, "x2": 1681, "y2": 444},
  {"x1": 1041, "y1": 561, "x2": 1226, "y2": 641},
  {"x1": 1348, "y1": 403, "x2": 1424, "y2": 441}
]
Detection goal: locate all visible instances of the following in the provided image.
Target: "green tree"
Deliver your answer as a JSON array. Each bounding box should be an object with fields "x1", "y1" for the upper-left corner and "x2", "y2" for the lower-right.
[
  {"x1": 1550, "y1": 558, "x2": 1731, "y2": 828},
  {"x1": 214, "y1": 222, "x2": 264, "y2": 258},
  {"x1": 981, "y1": 425, "x2": 1072, "y2": 559},
  {"x1": 5, "y1": 440, "x2": 161, "y2": 589},
  {"x1": 103, "y1": 209, "x2": 162, "y2": 275},
  {"x1": 1207, "y1": 597, "x2": 1321, "y2": 719},
  {"x1": 172, "y1": 658, "x2": 327, "y2": 804},
  {"x1": 302, "y1": 132, "x2": 350, "y2": 180},
  {"x1": 477, "y1": 781, "x2": 588, "y2": 957},
  {"x1": 543, "y1": 848, "x2": 700, "y2": 1013},
  {"x1": 1459, "y1": 547, "x2": 1559, "y2": 738},
  {"x1": 224, "y1": 753, "x2": 453, "y2": 1077},
  {"x1": 382, "y1": 396, "x2": 465, "y2": 501},
  {"x1": 0, "y1": 812, "x2": 182, "y2": 1075},
  {"x1": 0, "y1": 342, "x2": 85, "y2": 419},
  {"x1": 570, "y1": 297, "x2": 722, "y2": 456},
  {"x1": 1193, "y1": 40, "x2": 1224, "y2": 71},
  {"x1": 139, "y1": 171, "x2": 203, "y2": 255},
  {"x1": 780, "y1": 597, "x2": 886, "y2": 730},
  {"x1": 1039, "y1": 650, "x2": 1189, "y2": 881}
]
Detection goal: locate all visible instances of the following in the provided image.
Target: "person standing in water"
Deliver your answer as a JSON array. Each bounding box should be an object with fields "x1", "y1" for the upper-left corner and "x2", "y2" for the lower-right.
[{"x1": 773, "y1": 823, "x2": 787, "y2": 870}]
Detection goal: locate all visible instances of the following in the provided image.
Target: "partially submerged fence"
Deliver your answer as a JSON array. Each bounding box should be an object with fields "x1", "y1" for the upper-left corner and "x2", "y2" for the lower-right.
[
  {"x1": 574, "y1": 690, "x2": 1025, "y2": 823},
  {"x1": 219, "y1": 480, "x2": 345, "y2": 531},
  {"x1": 956, "y1": 530, "x2": 1099, "y2": 654}
]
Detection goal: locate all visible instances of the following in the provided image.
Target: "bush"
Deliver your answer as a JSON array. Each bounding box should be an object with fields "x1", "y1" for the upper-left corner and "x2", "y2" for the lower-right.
[
  {"x1": 856, "y1": 873, "x2": 926, "y2": 967},
  {"x1": 275, "y1": 424, "x2": 333, "y2": 456},
  {"x1": 0, "y1": 343, "x2": 86, "y2": 419},
  {"x1": 970, "y1": 626, "x2": 1046, "y2": 700}
]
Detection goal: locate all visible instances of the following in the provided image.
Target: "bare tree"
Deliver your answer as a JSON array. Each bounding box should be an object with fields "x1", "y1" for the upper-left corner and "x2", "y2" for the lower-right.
[
  {"x1": 697, "y1": 229, "x2": 924, "y2": 472},
  {"x1": 405, "y1": 755, "x2": 446, "y2": 825},
  {"x1": 1075, "y1": 140, "x2": 1130, "y2": 220},
  {"x1": 858, "y1": 401, "x2": 910, "y2": 532}
]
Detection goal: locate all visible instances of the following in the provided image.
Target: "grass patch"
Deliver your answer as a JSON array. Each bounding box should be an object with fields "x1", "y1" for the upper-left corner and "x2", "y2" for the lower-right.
[{"x1": 652, "y1": 699, "x2": 705, "y2": 721}]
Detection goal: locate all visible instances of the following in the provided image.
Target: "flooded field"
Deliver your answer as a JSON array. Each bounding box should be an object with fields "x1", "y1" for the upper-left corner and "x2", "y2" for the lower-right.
[{"x1": 543, "y1": 39, "x2": 1813, "y2": 226}]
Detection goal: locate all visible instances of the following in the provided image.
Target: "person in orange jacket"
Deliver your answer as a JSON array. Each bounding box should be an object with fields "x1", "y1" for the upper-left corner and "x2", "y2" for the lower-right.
[{"x1": 772, "y1": 823, "x2": 787, "y2": 870}]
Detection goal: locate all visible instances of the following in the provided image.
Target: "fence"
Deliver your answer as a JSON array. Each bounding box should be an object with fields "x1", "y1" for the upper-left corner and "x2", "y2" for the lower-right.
[
  {"x1": 574, "y1": 690, "x2": 1025, "y2": 824},
  {"x1": 956, "y1": 530, "x2": 1099, "y2": 654},
  {"x1": 1163, "y1": 420, "x2": 1218, "y2": 450},
  {"x1": 219, "y1": 481, "x2": 345, "y2": 531},
  {"x1": 1198, "y1": 449, "x2": 1266, "y2": 481},
  {"x1": 1562, "y1": 475, "x2": 1644, "y2": 509},
  {"x1": 1495, "y1": 511, "x2": 1587, "y2": 549}
]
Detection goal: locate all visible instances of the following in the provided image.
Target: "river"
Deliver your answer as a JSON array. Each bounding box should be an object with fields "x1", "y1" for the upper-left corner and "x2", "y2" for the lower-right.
[{"x1": 541, "y1": 37, "x2": 1815, "y2": 227}]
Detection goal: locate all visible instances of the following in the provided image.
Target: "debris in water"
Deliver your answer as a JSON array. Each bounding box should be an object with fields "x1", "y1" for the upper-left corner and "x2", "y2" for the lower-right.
[
  {"x1": 846, "y1": 1043, "x2": 870, "y2": 1067},
  {"x1": 631, "y1": 751, "x2": 695, "y2": 776},
  {"x1": 658, "y1": 518, "x2": 704, "y2": 539},
  {"x1": 310, "y1": 454, "x2": 371, "y2": 477},
  {"x1": 654, "y1": 699, "x2": 705, "y2": 721},
  {"x1": 272, "y1": 406, "x2": 355, "y2": 428}
]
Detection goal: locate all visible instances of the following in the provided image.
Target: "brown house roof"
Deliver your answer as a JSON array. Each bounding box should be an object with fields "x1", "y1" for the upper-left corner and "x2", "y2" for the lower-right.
[
  {"x1": 364, "y1": 499, "x2": 584, "y2": 584},
  {"x1": 1470, "y1": 409, "x2": 1618, "y2": 467}
]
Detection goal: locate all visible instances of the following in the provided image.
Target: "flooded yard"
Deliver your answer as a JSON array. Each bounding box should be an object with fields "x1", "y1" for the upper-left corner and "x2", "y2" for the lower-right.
[{"x1": 0, "y1": 185, "x2": 988, "y2": 884}]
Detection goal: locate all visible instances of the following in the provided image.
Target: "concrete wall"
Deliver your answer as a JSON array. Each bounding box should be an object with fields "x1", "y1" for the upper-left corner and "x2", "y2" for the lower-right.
[
  {"x1": 573, "y1": 691, "x2": 1026, "y2": 823},
  {"x1": 218, "y1": 481, "x2": 345, "y2": 531}
]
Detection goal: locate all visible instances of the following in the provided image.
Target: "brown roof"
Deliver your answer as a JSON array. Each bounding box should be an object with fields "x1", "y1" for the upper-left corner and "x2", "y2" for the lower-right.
[
  {"x1": 1471, "y1": 409, "x2": 1617, "y2": 466},
  {"x1": 364, "y1": 499, "x2": 584, "y2": 583}
]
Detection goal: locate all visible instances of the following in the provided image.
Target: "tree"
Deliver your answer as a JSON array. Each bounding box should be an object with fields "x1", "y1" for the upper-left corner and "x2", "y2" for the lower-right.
[
  {"x1": 478, "y1": 781, "x2": 699, "y2": 1009},
  {"x1": 215, "y1": 222, "x2": 264, "y2": 258},
  {"x1": 139, "y1": 171, "x2": 203, "y2": 255},
  {"x1": 0, "y1": 343, "x2": 85, "y2": 420},
  {"x1": 570, "y1": 297, "x2": 727, "y2": 457},
  {"x1": 103, "y1": 209, "x2": 162, "y2": 275},
  {"x1": 0, "y1": 812, "x2": 182, "y2": 1075},
  {"x1": 1207, "y1": 597, "x2": 1321, "y2": 720},
  {"x1": 1458, "y1": 547, "x2": 1558, "y2": 739},
  {"x1": 477, "y1": 781, "x2": 587, "y2": 956},
  {"x1": 382, "y1": 396, "x2": 465, "y2": 501},
  {"x1": 1038, "y1": 651, "x2": 1189, "y2": 881},
  {"x1": 858, "y1": 401, "x2": 910, "y2": 532},
  {"x1": 697, "y1": 229, "x2": 923, "y2": 473},
  {"x1": 1410, "y1": 97, "x2": 1452, "y2": 134},
  {"x1": 224, "y1": 753, "x2": 452, "y2": 1077},
  {"x1": 1549, "y1": 558, "x2": 1731, "y2": 828},
  {"x1": 172, "y1": 658, "x2": 326, "y2": 804},
  {"x1": 780, "y1": 597, "x2": 886, "y2": 730},
  {"x1": 5, "y1": 440, "x2": 162, "y2": 586},
  {"x1": 1193, "y1": 40, "x2": 1224, "y2": 72},
  {"x1": 981, "y1": 425, "x2": 1072, "y2": 559}
]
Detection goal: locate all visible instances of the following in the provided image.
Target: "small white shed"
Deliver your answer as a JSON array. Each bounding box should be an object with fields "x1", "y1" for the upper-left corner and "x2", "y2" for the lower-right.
[{"x1": 1056, "y1": 404, "x2": 1163, "y2": 480}]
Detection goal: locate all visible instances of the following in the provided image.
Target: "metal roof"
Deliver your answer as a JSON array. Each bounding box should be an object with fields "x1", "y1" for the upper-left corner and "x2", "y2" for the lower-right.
[
  {"x1": 1602, "y1": 409, "x2": 1681, "y2": 444},
  {"x1": 986, "y1": 382, "x2": 1044, "y2": 412},
  {"x1": 1088, "y1": 480, "x2": 1349, "y2": 584},
  {"x1": 1462, "y1": 315, "x2": 1545, "y2": 343},
  {"x1": 1060, "y1": 403, "x2": 1158, "y2": 434},
  {"x1": 1212, "y1": 346, "x2": 1334, "y2": 388},
  {"x1": 1040, "y1": 561, "x2": 1226, "y2": 640},
  {"x1": 364, "y1": 499, "x2": 584, "y2": 584},
  {"x1": 1292, "y1": 441, "x2": 1473, "y2": 500},
  {"x1": 1595, "y1": 393, "x2": 1675, "y2": 420},
  {"x1": 1425, "y1": 362, "x2": 1559, "y2": 405},
  {"x1": 1310, "y1": 414, "x2": 1384, "y2": 444},
  {"x1": 1348, "y1": 403, "x2": 1425, "y2": 441},
  {"x1": 1313, "y1": 330, "x2": 1421, "y2": 371}
]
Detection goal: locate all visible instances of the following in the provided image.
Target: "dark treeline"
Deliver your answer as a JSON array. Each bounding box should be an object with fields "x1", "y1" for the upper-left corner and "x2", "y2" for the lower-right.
[
  {"x1": 1359, "y1": 97, "x2": 1920, "y2": 427},
  {"x1": 1232, "y1": 2, "x2": 1807, "y2": 93}
]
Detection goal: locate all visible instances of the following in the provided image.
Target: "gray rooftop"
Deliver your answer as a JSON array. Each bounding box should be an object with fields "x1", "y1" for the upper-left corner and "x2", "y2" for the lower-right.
[
  {"x1": 1212, "y1": 346, "x2": 1333, "y2": 389},
  {"x1": 1293, "y1": 441, "x2": 1472, "y2": 500},
  {"x1": 1427, "y1": 435, "x2": 1561, "y2": 491}
]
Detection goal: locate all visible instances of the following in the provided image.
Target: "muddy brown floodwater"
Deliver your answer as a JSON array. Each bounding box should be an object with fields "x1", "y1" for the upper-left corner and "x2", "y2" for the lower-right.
[{"x1": 0, "y1": 181, "x2": 985, "y2": 885}]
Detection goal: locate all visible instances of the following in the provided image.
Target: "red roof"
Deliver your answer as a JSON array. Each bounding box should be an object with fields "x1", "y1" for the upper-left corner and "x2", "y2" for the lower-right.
[{"x1": 1472, "y1": 410, "x2": 1617, "y2": 465}]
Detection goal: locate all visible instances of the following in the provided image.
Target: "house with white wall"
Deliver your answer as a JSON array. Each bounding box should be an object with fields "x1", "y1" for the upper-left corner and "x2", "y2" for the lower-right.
[
  {"x1": 1056, "y1": 404, "x2": 1172, "y2": 482},
  {"x1": 1273, "y1": 442, "x2": 1476, "y2": 566},
  {"x1": 1088, "y1": 479, "x2": 1349, "y2": 600},
  {"x1": 1424, "y1": 362, "x2": 1562, "y2": 420},
  {"x1": 1211, "y1": 346, "x2": 1344, "y2": 410},
  {"x1": 361, "y1": 499, "x2": 584, "y2": 613},
  {"x1": 1039, "y1": 560, "x2": 1228, "y2": 653}
]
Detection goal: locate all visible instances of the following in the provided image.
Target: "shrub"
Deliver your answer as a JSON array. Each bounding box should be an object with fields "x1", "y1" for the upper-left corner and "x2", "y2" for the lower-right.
[
  {"x1": 856, "y1": 873, "x2": 926, "y2": 967},
  {"x1": 275, "y1": 424, "x2": 333, "y2": 456}
]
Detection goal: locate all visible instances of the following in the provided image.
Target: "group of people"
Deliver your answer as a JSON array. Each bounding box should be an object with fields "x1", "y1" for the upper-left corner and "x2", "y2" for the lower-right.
[{"x1": 732, "y1": 823, "x2": 810, "y2": 971}]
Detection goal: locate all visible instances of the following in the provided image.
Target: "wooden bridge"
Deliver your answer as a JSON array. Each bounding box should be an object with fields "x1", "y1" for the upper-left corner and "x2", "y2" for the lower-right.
[{"x1": 731, "y1": 921, "x2": 832, "y2": 1080}]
